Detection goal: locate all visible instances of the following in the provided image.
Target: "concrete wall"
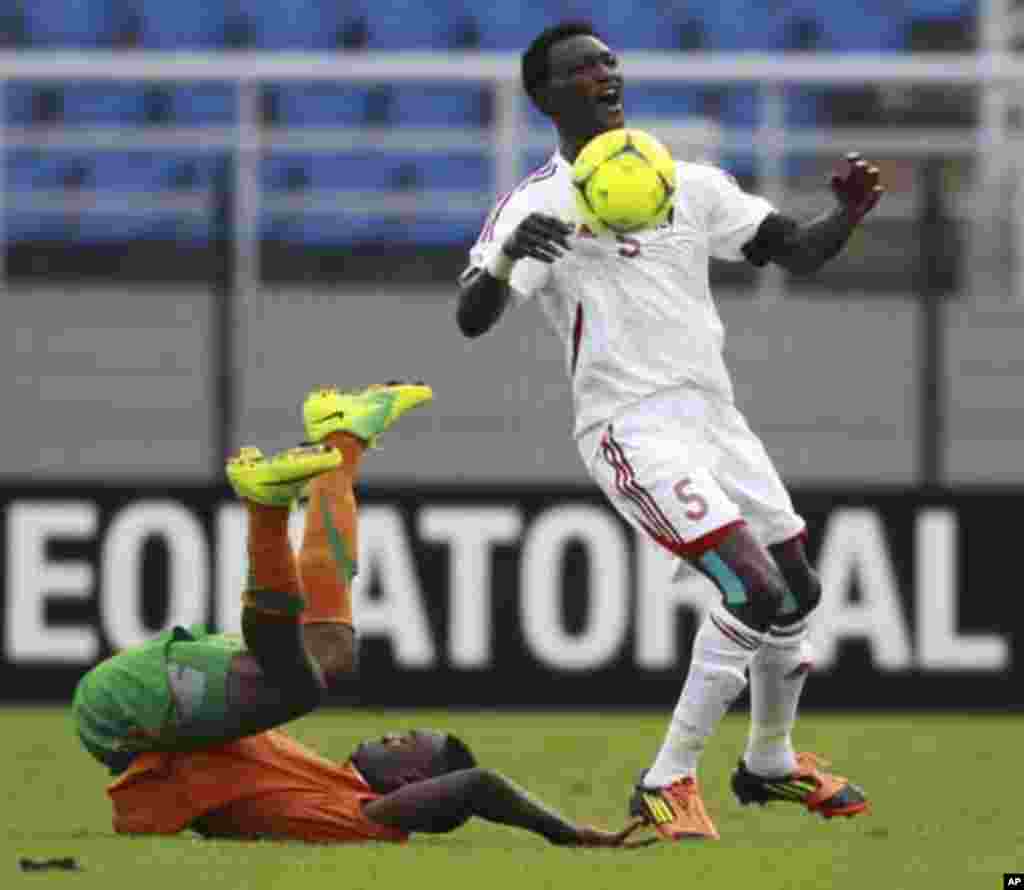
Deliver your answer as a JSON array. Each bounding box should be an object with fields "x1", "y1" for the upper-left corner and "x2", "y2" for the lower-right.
[{"x1": 4, "y1": 283, "x2": 1020, "y2": 485}]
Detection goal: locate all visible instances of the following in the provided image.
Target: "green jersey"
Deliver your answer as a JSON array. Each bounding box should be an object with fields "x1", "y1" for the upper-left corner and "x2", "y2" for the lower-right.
[{"x1": 72, "y1": 625, "x2": 244, "y2": 772}]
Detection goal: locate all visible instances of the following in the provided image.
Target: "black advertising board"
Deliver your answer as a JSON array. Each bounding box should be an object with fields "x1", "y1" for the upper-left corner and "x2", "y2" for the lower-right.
[{"x1": 0, "y1": 483, "x2": 1016, "y2": 709}]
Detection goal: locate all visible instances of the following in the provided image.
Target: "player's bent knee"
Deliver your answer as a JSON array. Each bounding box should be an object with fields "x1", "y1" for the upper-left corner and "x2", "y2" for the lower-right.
[
  {"x1": 707, "y1": 559, "x2": 790, "y2": 632},
  {"x1": 776, "y1": 565, "x2": 822, "y2": 625},
  {"x1": 798, "y1": 567, "x2": 822, "y2": 616},
  {"x1": 302, "y1": 622, "x2": 357, "y2": 689},
  {"x1": 701, "y1": 526, "x2": 794, "y2": 631}
]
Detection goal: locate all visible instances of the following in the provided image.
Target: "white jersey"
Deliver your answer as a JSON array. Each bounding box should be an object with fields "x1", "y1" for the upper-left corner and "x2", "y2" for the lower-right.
[{"x1": 468, "y1": 151, "x2": 775, "y2": 444}]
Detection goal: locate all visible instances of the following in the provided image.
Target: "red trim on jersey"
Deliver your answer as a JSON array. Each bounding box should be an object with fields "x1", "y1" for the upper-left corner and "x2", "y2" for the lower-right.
[
  {"x1": 639, "y1": 517, "x2": 747, "y2": 560},
  {"x1": 570, "y1": 303, "x2": 583, "y2": 375},
  {"x1": 479, "y1": 161, "x2": 557, "y2": 243}
]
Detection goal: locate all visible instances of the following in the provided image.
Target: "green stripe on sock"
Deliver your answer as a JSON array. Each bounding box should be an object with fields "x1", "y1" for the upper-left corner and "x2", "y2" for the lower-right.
[{"x1": 322, "y1": 499, "x2": 357, "y2": 584}]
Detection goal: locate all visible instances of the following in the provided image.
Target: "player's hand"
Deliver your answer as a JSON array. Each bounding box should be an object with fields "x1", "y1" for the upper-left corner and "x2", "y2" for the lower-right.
[
  {"x1": 568, "y1": 818, "x2": 655, "y2": 849},
  {"x1": 830, "y1": 152, "x2": 884, "y2": 224},
  {"x1": 501, "y1": 213, "x2": 574, "y2": 265}
]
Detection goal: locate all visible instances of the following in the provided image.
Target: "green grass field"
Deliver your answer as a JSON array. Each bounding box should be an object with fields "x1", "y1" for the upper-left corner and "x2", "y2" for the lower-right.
[{"x1": 4, "y1": 708, "x2": 1021, "y2": 889}]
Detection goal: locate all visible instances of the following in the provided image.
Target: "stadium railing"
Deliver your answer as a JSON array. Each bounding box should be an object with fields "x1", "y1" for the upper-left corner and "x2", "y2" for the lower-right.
[{"x1": 0, "y1": 49, "x2": 1021, "y2": 300}]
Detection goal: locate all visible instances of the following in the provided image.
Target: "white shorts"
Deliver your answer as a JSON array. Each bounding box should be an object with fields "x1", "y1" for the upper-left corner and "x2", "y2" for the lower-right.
[{"x1": 579, "y1": 387, "x2": 805, "y2": 559}]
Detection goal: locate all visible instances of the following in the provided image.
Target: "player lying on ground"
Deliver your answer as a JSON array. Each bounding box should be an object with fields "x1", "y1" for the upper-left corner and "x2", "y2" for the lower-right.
[
  {"x1": 456, "y1": 21, "x2": 880, "y2": 841},
  {"x1": 72, "y1": 388, "x2": 640, "y2": 846}
]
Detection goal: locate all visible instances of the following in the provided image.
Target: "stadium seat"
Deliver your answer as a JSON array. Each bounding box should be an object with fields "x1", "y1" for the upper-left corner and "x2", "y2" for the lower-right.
[
  {"x1": 261, "y1": 150, "x2": 487, "y2": 246},
  {"x1": 263, "y1": 153, "x2": 398, "y2": 191},
  {"x1": 22, "y1": 0, "x2": 112, "y2": 46},
  {"x1": 905, "y1": 0, "x2": 975, "y2": 17},
  {"x1": 473, "y1": 1, "x2": 564, "y2": 50},
  {"x1": 163, "y1": 84, "x2": 236, "y2": 125},
  {"x1": 628, "y1": 83, "x2": 703, "y2": 120},
  {"x1": 5, "y1": 84, "x2": 36, "y2": 125},
  {"x1": 361, "y1": 0, "x2": 456, "y2": 49},
  {"x1": 269, "y1": 84, "x2": 379, "y2": 127},
  {"x1": 4, "y1": 83, "x2": 155, "y2": 126},
  {"x1": 388, "y1": 152, "x2": 490, "y2": 191},
  {"x1": 246, "y1": 0, "x2": 338, "y2": 49},
  {"x1": 581, "y1": 2, "x2": 694, "y2": 50},
  {"x1": 135, "y1": 0, "x2": 229, "y2": 48},
  {"x1": 0, "y1": 2, "x2": 29, "y2": 47},
  {"x1": 805, "y1": 2, "x2": 908, "y2": 50},
  {"x1": 390, "y1": 84, "x2": 492, "y2": 127},
  {"x1": 59, "y1": 84, "x2": 150, "y2": 125}
]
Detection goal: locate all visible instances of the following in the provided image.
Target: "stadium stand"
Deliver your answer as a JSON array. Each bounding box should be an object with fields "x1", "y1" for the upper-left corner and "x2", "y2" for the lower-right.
[{"x1": 2, "y1": 0, "x2": 979, "y2": 247}]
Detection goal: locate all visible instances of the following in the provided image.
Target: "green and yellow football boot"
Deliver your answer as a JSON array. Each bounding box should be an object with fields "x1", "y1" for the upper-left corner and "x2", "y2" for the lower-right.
[
  {"x1": 302, "y1": 381, "x2": 434, "y2": 447},
  {"x1": 226, "y1": 444, "x2": 342, "y2": 508}
]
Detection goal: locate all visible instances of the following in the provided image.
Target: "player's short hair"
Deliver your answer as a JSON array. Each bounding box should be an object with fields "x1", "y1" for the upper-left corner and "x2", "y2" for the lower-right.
[
  {"x1": 441, "y1": 734, "x2": 477, "y2": 773},
  {"x1": 521, "y1": 20, "x2": 602, "y2": 107}
]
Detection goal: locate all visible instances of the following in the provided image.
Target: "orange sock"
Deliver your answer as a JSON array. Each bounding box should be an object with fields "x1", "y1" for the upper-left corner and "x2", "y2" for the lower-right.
[
  {"x1": 243, "y1": 502, "x2": 304, "y2": 617},
  {"x1": 297, "y1": 432, "x2": 365, "y2": 626}
]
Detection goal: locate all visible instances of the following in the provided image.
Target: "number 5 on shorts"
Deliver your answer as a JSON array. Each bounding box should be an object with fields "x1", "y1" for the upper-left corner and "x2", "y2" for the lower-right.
[{"x1": 674, "y1": 477, "x2": 709, "y2": 521}]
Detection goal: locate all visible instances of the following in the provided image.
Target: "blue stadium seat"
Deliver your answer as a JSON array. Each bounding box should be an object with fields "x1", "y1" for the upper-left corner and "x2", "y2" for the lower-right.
[
  {"x1": 164, "y1": 84, "x2": 236, "y2": 124},
  {"x1": 59, "y1": 84, "x2": 149, "y2": 124},
  {"x1": 577, "y1": 2, "x2": 687, "y2": 50},
  {"x1": 23, "y1": 0, "x2": 111, "y2": 46},
  {"x1": 5, "y1": 150, "x2": 70, "y2": 188},
  {"x1": 473, "y1": 1, "x2": 563, "y2": 50},
  {"x1": 6, "y1": 151, "x2": 71, "y2": 241},
  {"x1": 905, "y1": 0, "x2": 975, "y2": 18},
  {"x1": 270, "y1": 84, "x2": 376, "y2": 127},
  {"x1": 628, "y1": 83, "x2": 703, "y2": 119},
  {"x1": 153, "y1": 154, "x2": 222, "y2": 189},
  {"x1": 261, "y1": 150, "x2": 487, "y2": 246},
  {"x1": 263, "y1": 153, "x2": 397, "y2": 191},
  {"x1": 362, "y1": 0, "x2": 456, "y2": 49},
  {"x1": 247, "y1": 0, "x2": 338, "y2": 49},
  {"x1": 800, "y1": 1, "x2": 908, "y2": 50},
  {"x1": 4, "y1": 83, "x2": 154, "y2": 125},
  {"x1": 387, "y1": 152, "x2": 490, "y2": 190},
  {"x1": 5, "y1": 84, "x2": 37, "y2": 125},
  {"x1": 390, "y1": 84, "x2": 491, "y2": 127},
  {"x1": 135, "y1": 0, "x2": 228, "y2": 48}
]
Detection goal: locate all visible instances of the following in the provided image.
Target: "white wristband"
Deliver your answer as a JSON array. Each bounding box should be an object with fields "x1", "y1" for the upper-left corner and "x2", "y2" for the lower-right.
[{"x1": 485, "y1": 250, "x2": 515, "y2": 281}]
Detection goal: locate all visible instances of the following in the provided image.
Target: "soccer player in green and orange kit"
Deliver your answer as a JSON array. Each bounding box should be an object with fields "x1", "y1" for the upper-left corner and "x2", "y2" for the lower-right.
[{"x1": 72, "y1": 383, "x2": 641, "y2": 848}]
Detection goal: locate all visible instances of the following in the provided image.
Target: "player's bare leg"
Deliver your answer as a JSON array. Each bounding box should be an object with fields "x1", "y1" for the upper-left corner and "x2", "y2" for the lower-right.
[
  {"x1": 214, "y1": 446, "x2": 339, "y2": 739},
  {"x1": 632, "y1": 524, "x2": 780, "y2": 840},
  {"x1": 297, "y1": 431, "x2": 365, "y2": 684},
  {"x1": 731, "y1": 534, "x2": 868, "y2": 819},
  {"x1": 297, "y1": 383, "x2": 434, "y2": 687}
]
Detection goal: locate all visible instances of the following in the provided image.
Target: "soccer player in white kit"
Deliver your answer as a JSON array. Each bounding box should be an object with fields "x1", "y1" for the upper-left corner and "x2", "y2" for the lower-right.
[{"x1": 456, "y1": 22, "x2": 884, "y2": 842}]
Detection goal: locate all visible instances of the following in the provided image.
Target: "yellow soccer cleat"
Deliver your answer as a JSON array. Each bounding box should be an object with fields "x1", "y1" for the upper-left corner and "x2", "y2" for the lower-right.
[
  {"x1": 302, "y1": 381, "x2": 434, "y2": 447},
  {"x1": 226, "y1": 444, "x2": 342, "y2": 508}
]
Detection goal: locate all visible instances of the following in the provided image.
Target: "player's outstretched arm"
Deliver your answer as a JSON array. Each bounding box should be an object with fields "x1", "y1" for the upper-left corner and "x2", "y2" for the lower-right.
[
  {"x1": 743, "y1": 153, "x2": 884, "y2": 275},
  {"x1": 362, "y1": 767, "x2": 643, "y2": 847},
  {"x1": 456, "y1": 213, "x2": 573, "y2": 338}
]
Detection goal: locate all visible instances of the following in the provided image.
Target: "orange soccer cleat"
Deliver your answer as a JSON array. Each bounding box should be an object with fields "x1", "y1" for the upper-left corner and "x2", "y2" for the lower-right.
[
  {"x1": 731, "y1": 752, "x2": 869, "y2": 819},
  {"x1": 629, "y1": 773, "x2": 720, "y2": 841}
]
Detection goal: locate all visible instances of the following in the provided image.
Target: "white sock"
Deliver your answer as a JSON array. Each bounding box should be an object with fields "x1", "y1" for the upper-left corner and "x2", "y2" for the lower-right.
[
  {"x1": 644, "y1": 607, "x2": 762, "y2": 788},
  {"x1": 744, "y1": 620, "x2": 813, "y2": 778}
]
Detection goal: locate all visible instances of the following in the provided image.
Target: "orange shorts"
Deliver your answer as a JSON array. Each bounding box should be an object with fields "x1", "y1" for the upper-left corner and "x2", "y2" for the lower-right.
[{"x1": 109, "y1": 730, "x2": 405, "y2": 844}]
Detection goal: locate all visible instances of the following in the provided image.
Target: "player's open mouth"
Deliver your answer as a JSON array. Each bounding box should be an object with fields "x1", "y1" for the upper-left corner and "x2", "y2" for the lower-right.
[{"x1": 597, "y1": 86, "x2": 623, "y2": 113}]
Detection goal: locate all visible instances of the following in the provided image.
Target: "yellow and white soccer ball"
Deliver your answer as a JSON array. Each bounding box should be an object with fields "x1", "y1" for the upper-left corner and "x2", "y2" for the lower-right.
[{"x1": 571, "y1": 128, "x2": 677, "y2": 235}]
